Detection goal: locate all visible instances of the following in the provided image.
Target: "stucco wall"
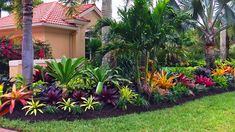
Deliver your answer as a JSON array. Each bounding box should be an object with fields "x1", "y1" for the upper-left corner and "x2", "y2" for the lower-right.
[
  {"x1": 44, "y1": 27, "x2": 74, "y2": 58},
  {"x1": 0, "y1": 27, "x2": 45, "y2": 41}
]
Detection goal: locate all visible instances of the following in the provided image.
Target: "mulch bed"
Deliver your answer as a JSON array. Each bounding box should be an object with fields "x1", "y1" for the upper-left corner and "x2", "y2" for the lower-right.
[{"x1": 4, "y1": 86, "x2": 235, "y2": 122}]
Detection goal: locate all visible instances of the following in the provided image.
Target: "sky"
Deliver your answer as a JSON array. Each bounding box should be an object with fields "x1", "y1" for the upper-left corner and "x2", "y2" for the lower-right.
[{"x1": 2, "y1": 0, "x2": 125, "y2": 20}]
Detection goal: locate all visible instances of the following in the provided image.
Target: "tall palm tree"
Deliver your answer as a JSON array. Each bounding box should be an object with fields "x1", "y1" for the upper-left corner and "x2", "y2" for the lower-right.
[
  {"x1": 22, "y1": 0, "x2": 33, "y2": 83},
  {"x1": 170, "y1": 0, "x2": 235, "y2": 68}
]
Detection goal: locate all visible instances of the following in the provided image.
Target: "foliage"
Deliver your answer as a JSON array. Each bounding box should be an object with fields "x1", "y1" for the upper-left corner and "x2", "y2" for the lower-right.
[
  {"x1": 33, "y1": 65, "x2": 54, "y2": 83},
  {"x1": 195, "y1": 76, "x2": 215, "y2": 87},
  {"x1": 177, "y1": 73, "x2": 195, "y2": 88},
  {"x1": 0, "y1": 85, "x2": 32, "y2": 115},
  {"x1": 85, "y1": 67, "x2": 130, "y2": 94},
  {"x1": 154, "y1": 70, "x2": 177, "y2": 90},
  {"x1": 194, "y1": 67, "x2": 211, "y2": 77},
  {"x1": 40, "y1": 86, "x2": 62, "y2": 105},
  {"x1": 94, "y1": 0, "x2": 192, "y2": 89},
  {"x1": 15, "y1": 74, "x2": 27, "y2": 88},
  {"x1": 46, "y1": 57, "x2": 85, "y2": 87},
  {"x1": 118, "y1": 86, "x2": 138, "y2": 110},
  {"x1": 0, "y1": 36, "x2": 52, "y2": 75},
  {"x1": 31, "y1": 80, "x2": 46, "y2": 96},
  {"x1": 170, "y1": 0, "x2": 235, "y2": 68},
  {"x1": 134, "y1": 95, "x2": 149, "y2": 107},
  {"x1": 22, "y1": 99, "x2": 45, "y2": 116},
  {"x1": 72, "y1": 90, "x2": 88, "y2": 102},
  {"x1": 57, "y1": 98, "x2": 76, "y2": 112},
  {"x1": 43, "y1": 105, "x2": 59, "y2": 114},
  {"x1": 71, "y1": 105, "x2": 82, "y2": 114},
  {"x1": 95, "y1": 86, "x2": 119, "y2": 106},
  {"x1": 80, "y1": 96, "x2": 99, "y2": 111},
  {"x1": 172, "y1": 83, "x2": 193, "y2": 97},
  {"x1": 153, "y1": 92, "x2": 164, "y2": 103},
  {"x1": 163, "y1": 67, "x2": 196, "y2": 78},
  {"x1": 212, "y1": 76, "x2": 229, "y2": 87},
  {"x1": 67, "y1": 76, "x2": 95, "y2": 91},
  {"x1": 212, "y1": 67, "x2": 226, "y2": 76}
]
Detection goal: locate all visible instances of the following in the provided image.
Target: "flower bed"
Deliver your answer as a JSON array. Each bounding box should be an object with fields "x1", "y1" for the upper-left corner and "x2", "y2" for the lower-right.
[{"x1": 1, "y1": 57, "x2": 235, "y2": 122}]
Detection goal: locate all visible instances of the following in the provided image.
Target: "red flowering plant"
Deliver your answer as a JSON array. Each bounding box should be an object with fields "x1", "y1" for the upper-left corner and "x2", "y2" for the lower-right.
[
  {"x1": 0, "y1": 36, "x2": 52, "y2": 75},
  {"x1": 195, "y1": 75, "x2": 215, "y2": 87}
]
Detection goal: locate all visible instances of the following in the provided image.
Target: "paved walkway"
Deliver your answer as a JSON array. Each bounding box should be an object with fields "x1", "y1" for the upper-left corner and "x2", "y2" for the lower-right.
[{"x1": 0, "y1": 128, "x2": 17, "y2": 132}]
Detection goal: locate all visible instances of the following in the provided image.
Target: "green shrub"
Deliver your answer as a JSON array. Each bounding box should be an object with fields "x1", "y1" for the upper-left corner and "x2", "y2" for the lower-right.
[
  {"x1": 172, "y1": 83, "x2": 190, "y2": 97},
  {"x1": 153, "y1": 92, "x2": 164, "y2": 103},
  {"x1": 118, "y1": 86, "x2": 138, "y2": 110},
  {"x1": 134, "y1": 95, "x2": 149, "y2": 108},
  {"x1": 163, "y1": 67, "x2": 196, "y2": 78},
  {"x1": 213, "y1": 76, "x2": 229, "y2": 87}
]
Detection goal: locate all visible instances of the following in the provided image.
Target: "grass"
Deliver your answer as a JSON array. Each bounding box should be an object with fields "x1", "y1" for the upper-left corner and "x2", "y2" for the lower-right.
[{"x1": 0, "y1": 92, "x2": 235, "y2": 132}]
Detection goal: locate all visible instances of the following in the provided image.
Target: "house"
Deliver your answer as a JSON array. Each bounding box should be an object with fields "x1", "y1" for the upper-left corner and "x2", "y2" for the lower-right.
[{"x1": 0, "y1": 2, "x2": 102, "y2": 59}]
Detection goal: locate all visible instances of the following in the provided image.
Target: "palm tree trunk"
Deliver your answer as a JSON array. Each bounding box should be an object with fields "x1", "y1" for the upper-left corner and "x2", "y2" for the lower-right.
[
  {"x1": 205, "y1": 43, "x2": 216, "y2": 69},
  {"x1": 22, "y1": 0, "x2": 33, "y2": 83},
  {"x1": 101, "y1": 0, "x2": 115, "y2": 67},
  {"x1": 220, "y1": 29, "x2": 229, "y2": 61}
]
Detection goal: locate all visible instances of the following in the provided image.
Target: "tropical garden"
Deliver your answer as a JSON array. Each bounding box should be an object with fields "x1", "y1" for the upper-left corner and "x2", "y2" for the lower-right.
[{"x1": 0, "y1": 0, "x2": 235, "y2": 131}]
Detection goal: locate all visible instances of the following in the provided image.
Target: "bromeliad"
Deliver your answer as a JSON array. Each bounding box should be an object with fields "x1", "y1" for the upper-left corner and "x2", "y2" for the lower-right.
[{"x1": 0, "y1": 84, "x2": 32, "y2": 116}]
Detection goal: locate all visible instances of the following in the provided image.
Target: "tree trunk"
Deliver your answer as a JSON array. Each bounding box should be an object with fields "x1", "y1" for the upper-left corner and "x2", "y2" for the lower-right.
[
  {"x1": 205, "y1": 43, "x2": 216, "y2": 69},
  {"x1": 0, "y1": 8, "x2": 2, "y2": 18},
  {"x1": 101, "y1": 0, "x2": 114, "y2": 67},
  {"x1": 220, "y1": 29, "x2": 229, "y2": 61},
  {"x1": 22, "y1": 0, "x2": 33, "y2": 83}
]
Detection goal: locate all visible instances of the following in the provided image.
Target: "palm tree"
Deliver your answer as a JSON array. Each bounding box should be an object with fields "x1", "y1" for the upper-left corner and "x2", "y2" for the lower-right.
[
  {"x1": 94, "y1": 0, "x2": 189, "y2": 90},
  {"x1": 170, "y1": 0, "x2": 235, "y2": 68},
  {"x1": 22, "y1": 0, "x2": 33, "y2": 83}
]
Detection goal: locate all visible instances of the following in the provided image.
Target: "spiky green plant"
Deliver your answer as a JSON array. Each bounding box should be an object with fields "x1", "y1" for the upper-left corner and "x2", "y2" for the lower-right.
[
  {"x1": 57, "y1": 98, "x2": 76, "y2": 112},
  {"x1": 80, "y1": 96, "x2": 99, "y2": 111},
  {"x1": 22, "y1": 99, "x2": 45, "y2": 116}
]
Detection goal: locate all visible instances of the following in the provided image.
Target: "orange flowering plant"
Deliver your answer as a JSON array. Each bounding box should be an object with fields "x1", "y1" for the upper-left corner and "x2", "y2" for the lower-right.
[
  {"x1": 148, "y1": 70, "x2": 177, "y2": 90},
  {"x1": 0, "y1": 85, "x2": 32, "y2": 116}
]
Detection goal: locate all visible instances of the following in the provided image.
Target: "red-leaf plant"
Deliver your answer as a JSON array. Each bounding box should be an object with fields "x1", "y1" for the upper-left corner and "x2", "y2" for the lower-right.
[
  {"x1": 177, "y1": 74, "x2": 196, "y2": 88},
  {"x1": 195, "y1": 75, "x2": 215, "y2": 87},
  {"x1": 0, "y1": 85, "x2": 32, "y2": 116}
]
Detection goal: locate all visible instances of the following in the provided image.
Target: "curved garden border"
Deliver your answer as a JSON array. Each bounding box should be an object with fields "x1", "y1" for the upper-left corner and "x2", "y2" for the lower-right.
[{"x1": 4, "y1": 85, "x2": 235, "y2": 122}]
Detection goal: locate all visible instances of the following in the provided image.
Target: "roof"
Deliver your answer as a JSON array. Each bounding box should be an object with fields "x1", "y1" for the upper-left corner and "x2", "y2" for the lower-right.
[{"x1": 0, "y1": 2, "x2": 100, "y2": 29}]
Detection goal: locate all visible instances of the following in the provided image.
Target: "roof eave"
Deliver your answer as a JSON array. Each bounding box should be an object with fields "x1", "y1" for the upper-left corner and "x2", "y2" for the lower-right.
[{"x1": 0, "y1": 23, "x2": 78, "y2": 31}]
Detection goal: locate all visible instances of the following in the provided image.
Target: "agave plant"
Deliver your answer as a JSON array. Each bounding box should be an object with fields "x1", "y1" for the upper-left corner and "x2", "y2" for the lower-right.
[
  {"x1": 85, "y1": 67, "x2": 130, "y2": 95},
  {"x1": 0, "y1": 85, "x2": 32, "y2": 116},
  {"x1": 46, "y1": 57, "x2": 85, "y2": 87}
]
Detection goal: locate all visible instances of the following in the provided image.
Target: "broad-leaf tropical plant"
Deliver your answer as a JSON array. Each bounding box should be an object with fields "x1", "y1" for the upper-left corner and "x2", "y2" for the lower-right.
[
  {"x1": 85, "y1": 67, "x2": 129, "y2": 94},
  {"x1": 0, "y1": 84, "x2": 32, "y2": 116},
  {"x1": 46, "y1": 57, "x2": 85, "y2": 87}
]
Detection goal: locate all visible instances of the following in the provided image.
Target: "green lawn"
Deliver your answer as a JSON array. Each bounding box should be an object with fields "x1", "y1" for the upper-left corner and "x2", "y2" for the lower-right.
[{"x1": 0, "y1": 92, "x2": 235, "y2": 132}]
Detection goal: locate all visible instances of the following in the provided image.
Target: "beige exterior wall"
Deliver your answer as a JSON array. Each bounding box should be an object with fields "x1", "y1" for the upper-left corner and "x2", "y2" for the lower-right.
[
  {"x1": 44, "y1": 27, "x2": 74, "y2": 58},
  {"x1": 0, "y1": 27, "x2": 45, "y2": 42}
]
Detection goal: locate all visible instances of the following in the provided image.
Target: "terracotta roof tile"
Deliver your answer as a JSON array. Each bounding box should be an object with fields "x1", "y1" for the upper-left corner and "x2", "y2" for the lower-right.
[{"x1": 0, "y1": 2, "x2": 96, "y2": 28}]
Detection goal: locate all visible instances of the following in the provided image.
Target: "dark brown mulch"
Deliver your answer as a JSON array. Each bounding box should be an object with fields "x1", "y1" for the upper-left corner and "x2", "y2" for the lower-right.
[{"x1": 4, "y1": 86, "x2": 235, "y2": 122}]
